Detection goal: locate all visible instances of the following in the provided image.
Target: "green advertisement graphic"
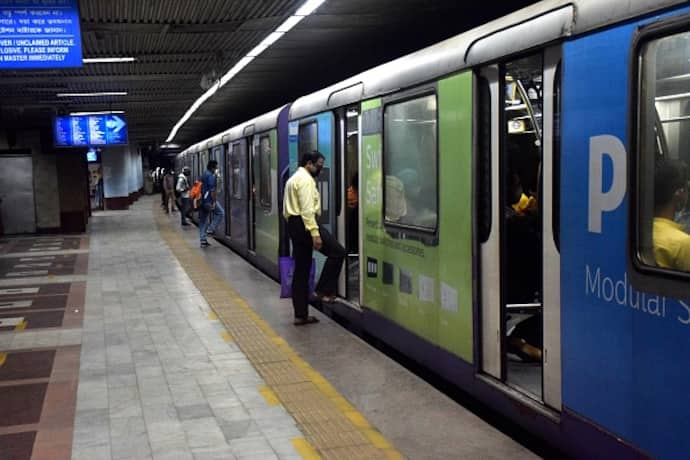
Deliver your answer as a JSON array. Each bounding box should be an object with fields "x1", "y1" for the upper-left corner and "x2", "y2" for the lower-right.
[{"x1": 361, "y1": 72, "x2": 474, "y2": 362}]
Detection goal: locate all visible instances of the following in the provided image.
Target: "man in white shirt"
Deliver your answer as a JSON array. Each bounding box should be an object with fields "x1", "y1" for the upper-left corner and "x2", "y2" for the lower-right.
[{"x1": 284, "y1": 151, "x2": 345, "y2": 325}]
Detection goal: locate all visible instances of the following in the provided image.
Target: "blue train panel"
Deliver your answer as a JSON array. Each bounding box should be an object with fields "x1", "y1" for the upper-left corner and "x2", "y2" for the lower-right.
[
  {"x1": 561, "y1": 5, "x2": 690, "y2": 458},
  {"x1": 288, "y1": 112, "x2": 335, "y2": 278},
  {"x1": 288, "y1": 112, "x2": 335, "y2": 230}
]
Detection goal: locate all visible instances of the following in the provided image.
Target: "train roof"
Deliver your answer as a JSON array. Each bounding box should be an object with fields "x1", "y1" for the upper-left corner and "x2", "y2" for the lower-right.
[
  {"x1": 289, "y1": 0, "x2": 685, "y2": 120},
  {"x1": 181, "y1": 105, "x2": 286, "y2": 155}
]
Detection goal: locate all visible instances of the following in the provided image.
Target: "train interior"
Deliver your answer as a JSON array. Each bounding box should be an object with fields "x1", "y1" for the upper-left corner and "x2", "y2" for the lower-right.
[
  {"x1": 502, "y1": 54, "x2": 544, "y2": 398},
  {"x1": 343, "y1": 106, "x2": 360, "y2": 303}
]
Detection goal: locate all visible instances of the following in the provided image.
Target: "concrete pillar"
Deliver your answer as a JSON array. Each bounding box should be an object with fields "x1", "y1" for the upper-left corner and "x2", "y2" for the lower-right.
[
  {"x1": 56, "y1": 152, "x2": 88, "y2": 232},
  {"x1": 102, "y1": 146, "x2": 130, "y2": 210}
]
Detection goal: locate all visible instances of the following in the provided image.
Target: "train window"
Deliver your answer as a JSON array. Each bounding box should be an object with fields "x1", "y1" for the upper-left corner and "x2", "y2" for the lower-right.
[
  {"x1": 383, "y1": 94, "x2": 438, "y2": 231},
  {"x1": 259, "y1": 135, "x2": 271, "y2": 209},
  {"x1": 637, "y1": 31, "x2": 690, "y2": 274},
  {"x1": 298, "y1": 121, "x2": 318, "y2": 156},
  {"x1": 231, "y1": 142, "x2": 242, "y2": 199}
]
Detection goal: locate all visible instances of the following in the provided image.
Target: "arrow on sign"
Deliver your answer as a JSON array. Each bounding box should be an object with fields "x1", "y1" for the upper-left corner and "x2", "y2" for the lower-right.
[{"x1": 106, "y1": 115, "x2": 127, "y2": 133}]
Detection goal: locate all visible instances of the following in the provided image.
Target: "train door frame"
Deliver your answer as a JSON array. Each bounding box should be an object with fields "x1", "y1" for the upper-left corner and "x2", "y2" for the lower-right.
[
  {"x1": 227, "y1": 138, "x2": 250, "y2": 256},
  {"x1": 476, "y1": 45, "x2": 562, "y2": 411},
  {"x1": 335, "y1": 105, "x2": 362, "y2": 308},
  {"x1": 248, "y1": 135, "x2": 256, "y2": 253}
]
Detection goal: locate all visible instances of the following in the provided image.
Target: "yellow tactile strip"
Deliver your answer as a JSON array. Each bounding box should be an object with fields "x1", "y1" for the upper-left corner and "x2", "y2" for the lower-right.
[{"x1": 154, "y1": 208, "x2": 404, "y2": 460}]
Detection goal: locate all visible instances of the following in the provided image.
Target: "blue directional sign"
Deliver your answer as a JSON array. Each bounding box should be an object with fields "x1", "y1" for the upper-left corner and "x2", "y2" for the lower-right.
[
  {"x1": 54, "y1": 114, "x2": 129, "y2": 147},
  {"x1": 0, "y1": 0, "x2": 83, "y2": 69}
]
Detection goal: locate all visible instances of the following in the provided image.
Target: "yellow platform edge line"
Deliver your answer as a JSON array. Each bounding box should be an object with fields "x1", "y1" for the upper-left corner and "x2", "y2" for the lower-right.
[
  {"x1": 258, "y1": 385, "x2": 281, "y2": 406},
  {"x1": 154, "y1": 207, "x2": 404, "y2": 460},
  {"x1": 291, "y1": 438, "x2": 321, "y2": 460},
  {"x1": 0, "y1": 352, "x2": 6, "y2": 368}
]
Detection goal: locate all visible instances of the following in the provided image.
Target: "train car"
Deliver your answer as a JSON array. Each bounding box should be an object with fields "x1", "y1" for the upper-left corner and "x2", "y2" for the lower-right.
[
  {"x1": 180, "y1": 106, "x2": 290, "y2": 279},
  {"x1": 178, "y1": 1, "x2": 690, "y2": 457}
]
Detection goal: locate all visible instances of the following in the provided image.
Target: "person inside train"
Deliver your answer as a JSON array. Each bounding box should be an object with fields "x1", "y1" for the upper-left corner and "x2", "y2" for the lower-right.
[
  {"x1": 505, "y1": 169, "x2": 542, "y2": 363},
  {"x1": 284, "y1": 151, "x2": 346, "y2": 325},
  {"x1": 347, "y1": 172, "x2": 358, "y2": 252},
  {"x1": 397, "y1": 168, "x2": 437, "y2": 228},
  {"x1": 653, "y1": 159, "x2": 690, "y2": 272}
]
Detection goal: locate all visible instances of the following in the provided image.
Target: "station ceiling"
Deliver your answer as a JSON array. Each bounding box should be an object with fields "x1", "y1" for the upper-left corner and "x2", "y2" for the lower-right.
[{"x1": 0, "y1": 0, "x2": 538, "y2": 153}]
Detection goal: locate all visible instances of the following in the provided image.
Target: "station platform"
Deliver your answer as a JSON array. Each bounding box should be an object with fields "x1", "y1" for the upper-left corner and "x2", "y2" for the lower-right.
[{"x1": 0, "y1": 196, "x2": 538, "y2": 460}]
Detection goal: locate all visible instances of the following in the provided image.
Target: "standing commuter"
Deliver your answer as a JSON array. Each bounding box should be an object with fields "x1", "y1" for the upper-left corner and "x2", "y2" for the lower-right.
[
  {"x1": 163, "y1": 169, "x2": 176, "y2": 214},
  {"x1": 199, "y1": 160, "x2": 225, "y2": 247},
  {"x1": 283, "y1": 151, "x2": 346, "y2": 325},
  {"x1": 176, "y1": 166, "x2": 192, "y2": 226}
]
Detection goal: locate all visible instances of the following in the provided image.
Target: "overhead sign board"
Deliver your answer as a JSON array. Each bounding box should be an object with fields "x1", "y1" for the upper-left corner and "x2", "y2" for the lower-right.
[
  {"x1": 0, "y1": 0, "x2": 82, "y2": 69},
  {"x1": 54, "y1": 114, "x2": 128, "y2": 147}
]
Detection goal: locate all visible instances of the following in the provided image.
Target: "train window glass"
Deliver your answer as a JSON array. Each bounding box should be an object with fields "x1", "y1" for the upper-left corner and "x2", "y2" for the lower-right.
[
  {"x1": 478, "y1": 76, "x2": 492, "y2": 244},
  {"x1": 259, "y1": 135, "x2": 271, "y2": 209},
  {"x1": 299, "y1": 121, "x2": 318, "y2": 157},
  {"x1": 383, "y1": 94, "x2": 438, "y2": 231},
  {"x1": 231, "y1": 142, "x2": 242, "y2": 199},
  {"x1": 638, "y1": 31, "x2": 690, "y2": 274}
]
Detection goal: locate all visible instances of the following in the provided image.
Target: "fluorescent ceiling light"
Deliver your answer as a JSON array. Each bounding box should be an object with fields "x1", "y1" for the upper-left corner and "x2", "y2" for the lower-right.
[
  {"x1": 261, "y1": 32, "x2": 284, "y2": 46},
  {"x1": 246, "y1": 42, "x2": 270, "y2": 58},
  {"x1": 295, "y1": 0, "x2": 326, "y2": 16},
  {"x1": 166, "y1": 0, "x2": 327, "y2": 143},
  {"x1": 83, "y1": 57, "x2": 136, "y2": 63},
  {"x1": 57, "y1": 92, "x2": 128, "y2": 97},
  {"x1": 160, "y1": 143, "x2": 180, "y2": 149},
  {"x1": 70, "y1": 110, "x2": 125, "y2": 116},
  {"x1": 219, "y1": 56, "x2": 254, "y2": 86},
  {"x1": 276, "y1": 15, "x2": 304, "y2": 33}
]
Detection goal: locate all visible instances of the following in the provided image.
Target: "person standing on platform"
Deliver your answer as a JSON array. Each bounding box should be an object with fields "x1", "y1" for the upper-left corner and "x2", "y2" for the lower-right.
[
  {"x1": 163, "y1": 169, "x2": 176, "y2": 214},
  {"x1": 283, "y1": 151, "x2": 346, "y2": 326},
  {"x1": 199, "y1": 160, "x2": 225, "y2": 248},
  {"x1": 176, "y1": 166, "x2": 192, "y2": 226}
]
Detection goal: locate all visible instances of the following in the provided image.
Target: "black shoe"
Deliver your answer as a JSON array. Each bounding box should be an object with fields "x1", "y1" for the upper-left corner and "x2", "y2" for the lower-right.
[
  {"x1": 181, "y1": 222, "x2": 191, "y2": 226},
  {"x1": 206, "y1": 230, "x2": 216, "y2": 235},
  {"x1": 200, "y1": 240, "x2": 210, "y2": 248}
]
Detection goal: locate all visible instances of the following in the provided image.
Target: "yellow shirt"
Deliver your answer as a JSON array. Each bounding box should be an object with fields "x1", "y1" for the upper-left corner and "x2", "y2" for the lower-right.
[
  {"x1": 283, "y1": 167, "x2": 321, "y2": 237},
  {"x1": 653, "y1": 217, "x2": 690, "y2": 272}
]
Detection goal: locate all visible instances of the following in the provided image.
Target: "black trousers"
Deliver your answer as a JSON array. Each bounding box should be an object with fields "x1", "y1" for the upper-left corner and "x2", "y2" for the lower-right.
[
  {"x1": 179, "y1": 197, "x2": 191, "y2": 224},
  {"x1": 287, "y1": 216, "x2": 345, "y2": 319}
]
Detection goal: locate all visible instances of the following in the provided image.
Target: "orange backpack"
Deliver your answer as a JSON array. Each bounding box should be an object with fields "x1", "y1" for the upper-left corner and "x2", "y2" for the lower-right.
[{"x1": 190, "y1": 180, "x2": 202, "y2": 201}]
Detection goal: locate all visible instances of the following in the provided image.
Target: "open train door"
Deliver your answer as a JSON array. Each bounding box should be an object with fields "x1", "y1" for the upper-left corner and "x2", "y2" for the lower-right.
[{"x1": 477, "y1": 45, "x2": 562, "y2": 411}]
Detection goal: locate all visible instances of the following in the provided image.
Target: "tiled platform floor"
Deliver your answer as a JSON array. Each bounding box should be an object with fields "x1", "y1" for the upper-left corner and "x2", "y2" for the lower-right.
[
  {"x1": 161, "y1": 197, "x2": 538, "y2": 460},
  {"x1": 0, "y1": 200, "x2": 539, "y2": 460},
  {"x1": 0, "y1": 235, "x2": 89, "y2": 460},
  {"x1": 72, "y1": 208, "x2": 311, "y2": 460}
]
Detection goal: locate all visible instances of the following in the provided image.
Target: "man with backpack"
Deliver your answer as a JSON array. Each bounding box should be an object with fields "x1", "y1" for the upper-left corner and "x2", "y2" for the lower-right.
[
  {"x1": 199, "y1": 160, "x2": 225, "y2": 248},
  {"x1": 176, "y1": 167, "x2": 192, "y2": 226}
]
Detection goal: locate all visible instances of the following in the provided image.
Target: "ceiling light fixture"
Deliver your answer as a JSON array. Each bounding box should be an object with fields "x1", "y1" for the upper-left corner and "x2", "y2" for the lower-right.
[
  {"x1": 69, "y1": 110, "x2": 125, "y2": 116},
  {"x1": 83, "y1": 57, "x2": 136, "y2": 63},
  {"x1": 57, "y1": 92, "x2": 128, "y2": 97},
  {"x1": 165, "y1": 0, "x2": 327, "y2": 142}
]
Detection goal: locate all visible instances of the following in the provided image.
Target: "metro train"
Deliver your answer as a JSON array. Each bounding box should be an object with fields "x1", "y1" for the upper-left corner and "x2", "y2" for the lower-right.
[{"x1": 176, "y1": 1, "x2": 690, "y2": 457}]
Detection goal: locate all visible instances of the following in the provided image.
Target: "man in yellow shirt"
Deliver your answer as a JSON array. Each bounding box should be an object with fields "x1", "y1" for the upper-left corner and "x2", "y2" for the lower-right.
[
  {"x1": 284, "y1": 151, "x2": 345, "y2": 325},
  {"x1": 653, "y1": 160, "x2": 690, "y2": 272}
]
